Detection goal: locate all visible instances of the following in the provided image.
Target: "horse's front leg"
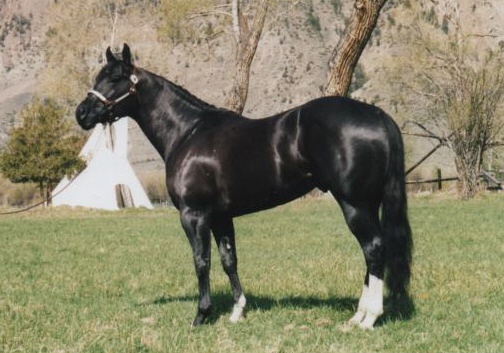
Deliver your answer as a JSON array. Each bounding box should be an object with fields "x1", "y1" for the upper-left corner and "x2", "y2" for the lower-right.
[
  {"x1": 180, "y1": 208, "x2": 212, "y2": 326},
  {"x1": 211, "y1": 216, "x2": 246, "y2": 323}
]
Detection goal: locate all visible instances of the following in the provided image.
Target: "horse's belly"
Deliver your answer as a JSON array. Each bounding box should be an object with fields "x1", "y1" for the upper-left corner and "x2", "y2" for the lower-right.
[{"x1": 226, "y1": 170, "x2": 315, "y2": 216}]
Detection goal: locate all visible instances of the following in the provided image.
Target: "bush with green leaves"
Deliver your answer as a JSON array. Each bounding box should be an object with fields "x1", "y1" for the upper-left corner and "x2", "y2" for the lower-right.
[{"x1": 0, "y1": 98, "x2": 86, "y2": 206}]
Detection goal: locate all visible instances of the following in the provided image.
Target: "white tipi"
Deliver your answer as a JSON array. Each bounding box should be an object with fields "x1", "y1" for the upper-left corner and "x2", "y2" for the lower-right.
[{"x1": 51, "y1": 118, "x2": 153, "y2": 210}]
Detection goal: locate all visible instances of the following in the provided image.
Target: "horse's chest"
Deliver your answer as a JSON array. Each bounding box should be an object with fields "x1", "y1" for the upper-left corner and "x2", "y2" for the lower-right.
[{"x1": 166, "y1": 153, "x2": 228, "y2": 209}]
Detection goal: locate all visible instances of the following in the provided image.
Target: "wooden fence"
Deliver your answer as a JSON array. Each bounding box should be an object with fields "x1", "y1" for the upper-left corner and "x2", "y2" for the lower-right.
[{"x1": 406, "y1": 168, "x2": 502, "y2": 192}]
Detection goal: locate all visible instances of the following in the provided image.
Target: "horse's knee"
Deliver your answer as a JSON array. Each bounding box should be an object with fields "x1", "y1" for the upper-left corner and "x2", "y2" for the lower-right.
[
  {"x1": 218, "y1": 237, "x2": 237, "y2": 273},
  {"x1": 194, "y1": 258, "x2": 210, "y2": 276},
  {"x1": 221, "y1": 257, "x2": 236, "y2": 276}
]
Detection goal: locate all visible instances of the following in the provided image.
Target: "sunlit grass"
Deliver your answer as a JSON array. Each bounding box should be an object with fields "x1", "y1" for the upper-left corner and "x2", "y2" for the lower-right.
[{"x1": 1, "y1": 194, "x2": 503, "y2": 352}]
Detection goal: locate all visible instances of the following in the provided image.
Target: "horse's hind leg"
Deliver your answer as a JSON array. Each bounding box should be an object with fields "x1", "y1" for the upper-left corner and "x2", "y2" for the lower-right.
[
  {"x1": 211, "y1": 216, "x2": 246, "y2": 323},
  {"x1": 338, "y1": 200, "x2": 385, "y2": 330}
]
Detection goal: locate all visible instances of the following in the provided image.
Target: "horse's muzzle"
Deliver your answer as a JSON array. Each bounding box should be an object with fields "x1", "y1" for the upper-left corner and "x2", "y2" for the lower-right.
[{"x1": 75, "y1": 100, "x2": 104, "y2": 130}]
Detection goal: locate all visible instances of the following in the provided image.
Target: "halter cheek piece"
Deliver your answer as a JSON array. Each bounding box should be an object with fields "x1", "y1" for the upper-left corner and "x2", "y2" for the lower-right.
[{"x1": 88, "y1": 74, "x2": 139, "y2": 124}]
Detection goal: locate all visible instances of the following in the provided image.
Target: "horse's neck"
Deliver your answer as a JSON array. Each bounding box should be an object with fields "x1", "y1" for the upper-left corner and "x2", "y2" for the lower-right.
[{"x1": 133, "y1": 70, "x2": 207, "y2": 160}]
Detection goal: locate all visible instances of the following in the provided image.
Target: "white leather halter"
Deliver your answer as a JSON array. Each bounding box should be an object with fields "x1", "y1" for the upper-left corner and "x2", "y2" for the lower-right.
[{"x1": 88, "y1": 74, "x2": 139, "y2": 107}]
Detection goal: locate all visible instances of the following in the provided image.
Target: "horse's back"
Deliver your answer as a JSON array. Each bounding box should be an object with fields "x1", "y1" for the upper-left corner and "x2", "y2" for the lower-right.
[{"x1": 300, "y1": 96, "x2": 395, "y2": 130}]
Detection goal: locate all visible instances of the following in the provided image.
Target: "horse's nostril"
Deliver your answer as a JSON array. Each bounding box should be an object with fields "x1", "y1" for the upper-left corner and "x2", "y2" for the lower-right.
[{"x1": 76, "y1": 104, "x2": 87, "y2": 120}]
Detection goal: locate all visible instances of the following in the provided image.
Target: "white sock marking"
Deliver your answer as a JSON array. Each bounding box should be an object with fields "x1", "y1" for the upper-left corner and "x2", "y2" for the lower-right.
[
  {"x1": 359, "y1": 275, "x2": 384, "y2": 329},
  {"x1": 229, "y1": 294, "x2": 246, "y2": 323},
  {"x1": 348, "y1": 275, "x2": 384, "y2": 330},
  {"x1": 349, "y1": 284, "x2": 369, "y2": 325}
]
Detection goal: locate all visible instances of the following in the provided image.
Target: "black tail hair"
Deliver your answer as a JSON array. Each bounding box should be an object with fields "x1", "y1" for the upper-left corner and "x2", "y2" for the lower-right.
[{"x1": 381, "y1": 117, "x2": 413, "y2": 300}]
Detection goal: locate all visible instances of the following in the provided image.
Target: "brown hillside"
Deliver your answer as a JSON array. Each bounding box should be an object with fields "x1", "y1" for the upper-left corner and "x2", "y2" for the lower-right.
[{"x1": 1, "y1": 0, "x2": 503, "y2": 181}]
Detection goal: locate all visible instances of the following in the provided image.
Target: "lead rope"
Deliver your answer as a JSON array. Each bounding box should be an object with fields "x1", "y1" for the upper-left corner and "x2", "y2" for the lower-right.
[{"x1": 0, "y1": 169, "x2": 84, "y2": 215}]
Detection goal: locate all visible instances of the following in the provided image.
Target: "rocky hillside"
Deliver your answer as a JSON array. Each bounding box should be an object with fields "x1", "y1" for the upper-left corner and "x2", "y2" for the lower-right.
[
  {"x1": 0, "y1": 0, "x2": 49, "y2": 143},
  {"x1": 1, "y1": 0, "x2": 503, "y2": 178},
  {"x1": 0, "y1": 0, "x2": 350, "y2": 173}
]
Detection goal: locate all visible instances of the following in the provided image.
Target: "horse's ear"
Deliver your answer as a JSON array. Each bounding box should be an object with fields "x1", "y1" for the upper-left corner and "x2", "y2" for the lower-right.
[
  {"x1": 122, "y1": 43, "x2": 133, "y2": 65},
  {"x1": 106, "y1": 47, "x2": 116, "y2": 63}
]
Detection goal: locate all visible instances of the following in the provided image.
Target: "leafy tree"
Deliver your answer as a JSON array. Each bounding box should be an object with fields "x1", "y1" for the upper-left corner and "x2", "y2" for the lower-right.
[
  {"x1": 382, "y1": 0, "x2": 504, "y2": 198},
  {"x1": 0, "y1": 99, "x2": 86, "y2": 206},
  {"x1": 428, "y1": 54, "x2": 504, "y2": 198}
]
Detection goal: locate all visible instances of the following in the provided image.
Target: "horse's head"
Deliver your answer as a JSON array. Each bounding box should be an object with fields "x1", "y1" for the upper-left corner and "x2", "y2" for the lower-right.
[{"x1": 76, "y1": 43, "x2": 139, "y2": 130}]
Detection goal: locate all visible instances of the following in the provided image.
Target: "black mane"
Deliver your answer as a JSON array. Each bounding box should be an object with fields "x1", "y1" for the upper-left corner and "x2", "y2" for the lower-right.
[{"x1": 151, "y1": 70, "x2": 239, "y2": 117}]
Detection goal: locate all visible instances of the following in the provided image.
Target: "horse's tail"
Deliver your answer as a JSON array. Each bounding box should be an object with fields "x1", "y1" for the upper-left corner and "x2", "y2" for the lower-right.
[{"x1": 381, "y1": 117, "x2": 413, "y2": 300}]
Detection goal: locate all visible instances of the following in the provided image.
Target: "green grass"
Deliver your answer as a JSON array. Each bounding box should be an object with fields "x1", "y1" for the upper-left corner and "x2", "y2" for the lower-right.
[{"x1": 1, "y1": 194, "x2": 503, "y2": 352}]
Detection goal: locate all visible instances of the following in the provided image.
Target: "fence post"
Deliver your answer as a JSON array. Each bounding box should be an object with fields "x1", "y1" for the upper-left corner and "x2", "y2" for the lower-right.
[{"x1": 437, "y1": 168, "x2": 442, "y2": 191}]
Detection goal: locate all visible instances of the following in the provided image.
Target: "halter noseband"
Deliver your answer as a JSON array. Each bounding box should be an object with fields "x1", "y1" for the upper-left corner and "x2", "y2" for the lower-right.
[{"x1": 88, "y1": 73, "x2": 139, "y2": 123}]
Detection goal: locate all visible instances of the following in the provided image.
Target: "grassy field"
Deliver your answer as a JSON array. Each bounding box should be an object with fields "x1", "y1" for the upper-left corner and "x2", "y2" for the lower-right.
[{"x1": 1, "y1": 194, "x2": 503, "y2": 353}]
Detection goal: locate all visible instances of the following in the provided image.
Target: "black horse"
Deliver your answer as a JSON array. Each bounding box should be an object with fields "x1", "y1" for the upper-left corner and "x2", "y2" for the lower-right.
[{"x1": 76, "y1": 44, "x2": 412, "y2": 329}]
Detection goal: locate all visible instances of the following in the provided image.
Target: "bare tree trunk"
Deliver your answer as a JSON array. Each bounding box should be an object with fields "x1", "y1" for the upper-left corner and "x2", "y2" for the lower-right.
[
  {"x1": 108, "y1": 3, "x2": 119, "y2": 49},
  {"x1": 225, "y1": 0, "x2": 269, "y2": 114},
  {"x1": 46, "y1": 184, "x2": 53, "y2": 207},
  {"x1": 231, "y1": 0, "x2": 241, "y2": 43},
  {"x1": 324, "y1": 0, "x2": 387, "y2": 97},
  {"x1": 453, "y1": 151, "x2": 482, "y2": 199},
  {"x1": 39, "y1": 182, "x2": 52, "y2": 207},
  {"x1": 38, "y1": 182, "x2": 45, "y2": 207}
]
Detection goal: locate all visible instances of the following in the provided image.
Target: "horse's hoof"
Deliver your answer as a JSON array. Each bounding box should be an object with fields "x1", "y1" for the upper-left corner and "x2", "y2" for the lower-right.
[
  {"x1": 229, "y1": 311, "x2": 245, "y2": 323},
  {"x1": 192, "y1": 315, "x2": 206, "y2": 327}
]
